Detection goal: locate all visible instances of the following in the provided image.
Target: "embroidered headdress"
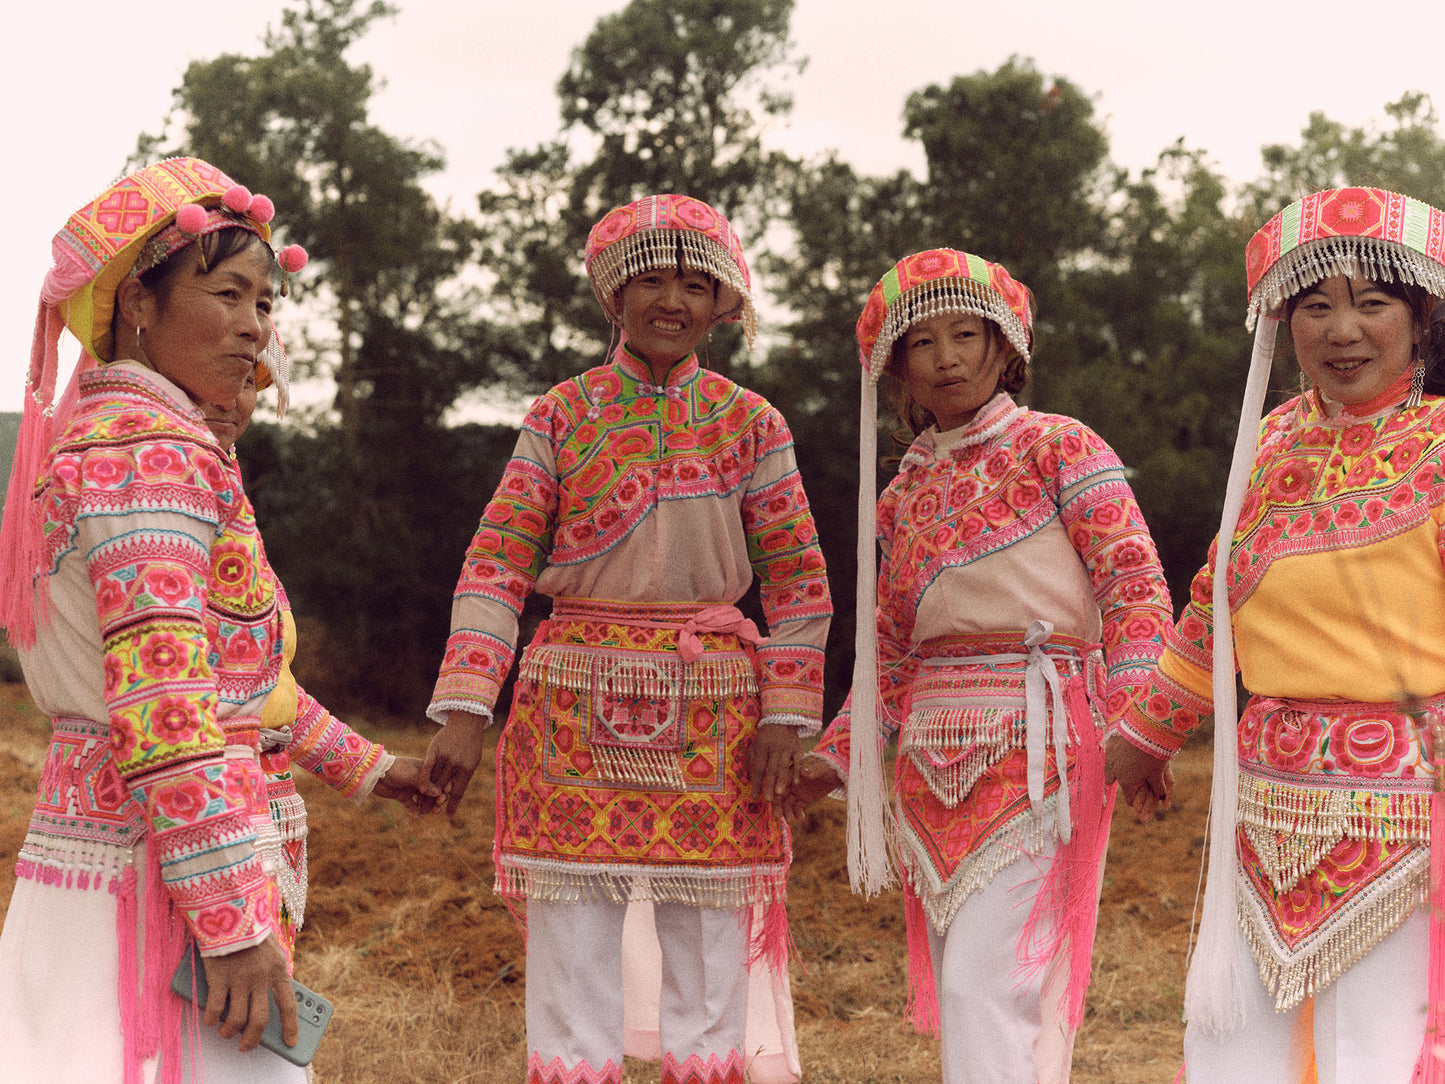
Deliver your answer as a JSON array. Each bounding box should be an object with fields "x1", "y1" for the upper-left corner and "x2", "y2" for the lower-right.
[
  {"x1": 584, "y1": 193, "x2": 757, "y2": 350},
  {"x1": 855, "y1": 248, "x2": 1034, "y2": 382},
  {"x1": 1245, "y1": 186, "x2": 1445, "y2": 327},
  {"x1": 846, "y1": 250, "x2": 1035, "y2": 898},
  {"x1": 1190, "y1": 187, "x2": 1445, "y2": 1055},
  {"x1": 0, "y1": 157, "x2": 306, "y2": 643}
]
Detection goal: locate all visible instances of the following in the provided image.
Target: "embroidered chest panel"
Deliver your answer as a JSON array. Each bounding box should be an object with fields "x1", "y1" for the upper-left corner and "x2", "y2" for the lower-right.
[
  {"x1": 42, "y1": 373, "x2": 282, "y2": 713},
  {"x1": 881, "y1": 413, "x2": 1104, "y2": 618},
  {"x1": 1229, "y1": 400, "x2": 1445, "y2": 602},
  {"x1": 539, "y1": 363, "x2": 780, "y2": 563}
]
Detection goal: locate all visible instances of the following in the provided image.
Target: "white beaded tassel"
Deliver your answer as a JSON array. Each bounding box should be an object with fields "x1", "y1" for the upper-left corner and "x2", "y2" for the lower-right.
[
  {"x1": 1185, "y1": 315, "x2": 1278, "y2": 1035},
  {"x1": 847, "y1": 370, "x2": 897, "y2": 896}
]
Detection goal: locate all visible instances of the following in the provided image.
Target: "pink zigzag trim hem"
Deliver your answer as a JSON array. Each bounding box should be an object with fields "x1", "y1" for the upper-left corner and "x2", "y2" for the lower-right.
[
  {"x1": 526, "y1": 1053, "x2": 622, "y2": 1084},
  {"x1": 661, "y1": 1049, "x2": 746, "y2": 1084}
]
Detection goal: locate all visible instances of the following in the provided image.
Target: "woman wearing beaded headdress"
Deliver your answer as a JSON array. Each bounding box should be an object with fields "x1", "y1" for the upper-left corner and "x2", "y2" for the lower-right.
[
  {"x1": 196, "y1": 360, "x2": 427, "y2": 971},
  {"x1": 419, "y1": 194, "x2": 831, "y2": 1084},
  {"x1": 784, "y1": 249, "x2": 1172, "y2": 1083},
  {"x1": 0, "y1": 158, "x2": 346, "y2": 1081},
  {"x1": 1110, "y1": 188, "x2": 1445, "y2": 1081}
]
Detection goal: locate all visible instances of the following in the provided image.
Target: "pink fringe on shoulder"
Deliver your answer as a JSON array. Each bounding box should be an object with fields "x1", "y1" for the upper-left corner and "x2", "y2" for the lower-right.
[{"x1": 0, "y1": 302, "x2": 64, "y2": 645}]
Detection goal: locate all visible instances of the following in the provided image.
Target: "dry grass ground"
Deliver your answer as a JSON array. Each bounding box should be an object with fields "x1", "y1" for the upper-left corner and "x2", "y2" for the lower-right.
[{"x1": 0, "y1": 682, "x2": 1207, "y2": 1082}]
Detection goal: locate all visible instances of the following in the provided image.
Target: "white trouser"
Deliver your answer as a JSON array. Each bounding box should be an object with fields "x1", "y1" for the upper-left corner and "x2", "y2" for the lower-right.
[
  {"x1": 526, "y1": 897, "x2": 750, "y2": 1071},
  {"x1": 927, "y1": 840, "x2": 1076, "y2": 1084},
  {"x1": 1184, "y1": 905, "x2": 1429, "y2": 1084}
]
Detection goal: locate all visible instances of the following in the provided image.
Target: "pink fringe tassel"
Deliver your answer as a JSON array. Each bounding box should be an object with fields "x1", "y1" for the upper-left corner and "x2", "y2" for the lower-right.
[
  {"x1": 0, "y1": 302, "x2": 64, "y2": 646},
  {"x1": 748, "y1": 897, "x2": 794, "y2": 975},
  {"x1": 1414, "y1": 765, "x2": 1445, "y2": 1081},
  {"x1": 116, "y1": 865, "x2": 143, "y2": 1084},
  {"x1": 903, "y1": 884, "x2": 940, "y2": 1037},
  {"x1": 113, "y1": 846, "x2": 189, "y2": 1084},
  {"x1": 140, "y1": 843, "x2": 189, "y2": 1084},
  {"x1": 1017, "y1": 674, "x2": 1113, "y2": 1030}
]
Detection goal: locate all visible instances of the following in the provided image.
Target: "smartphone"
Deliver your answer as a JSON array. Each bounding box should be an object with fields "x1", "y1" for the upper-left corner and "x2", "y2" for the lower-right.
[{"x1": 170, "y1": 942, "x2": 332, "y2": 1067}]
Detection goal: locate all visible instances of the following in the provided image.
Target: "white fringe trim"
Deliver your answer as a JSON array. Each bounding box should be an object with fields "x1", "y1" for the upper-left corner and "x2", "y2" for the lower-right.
[
  {"x1": 1238, "y1": 774, "x2": 1431, "y2": 894},
  {"x1": 1248, "y1": 238, "x2": 1445, "y2": 328},
  {"x1": 866, "y1": 278, "x2": 1032, "y2": 382},
  {"x1": 588, "y1": 229, "x2": 757, "y2": 350},
  {"x1": 522, "y1": 644, "x2": 757, "y2": 699},
  {"x1": 899, "y1": 798, "x2": 1059, "y2": 935},
  {"x1": 495, "y1": 858, "x2": 787, "y2": 908},
  {"x1": 1239, "y1": 846, "x2": 1429, "y2": 1010},
  {"x1": 848, "y1": 372, "x2": 898, "y2": 895},
  {"x1": 1185, "y1": 316, "x2": 1278, "y2": 1037}
]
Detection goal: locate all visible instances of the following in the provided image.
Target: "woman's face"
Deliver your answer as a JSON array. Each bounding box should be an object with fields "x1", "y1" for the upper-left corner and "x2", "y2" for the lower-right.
[
  {"x1": 1289, "y1": 274, "x2": 1420, "y2": 407},
  {"x1": 201, "y1": 367, "x2": 259, "y2": 451},
  {"x1": 133, "y1": 240, "x2": 275, "y2": 411},
  {"x1": 900, "y1": 312, "x2": 1005, "y2": 431},
  {"x1": 617, "y1": 266, "x2": 715, "y2": 374}
]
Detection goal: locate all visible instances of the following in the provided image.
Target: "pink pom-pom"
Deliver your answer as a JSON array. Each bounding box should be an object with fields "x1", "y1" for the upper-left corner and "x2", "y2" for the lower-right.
[
  {"x1": 175, "y1": 203, "x2": 208, "y2": 235},
  {"x1": 222, "y1": 185, "x2": 253, "y2": 213},
  {"x1": 278, "y1": 245, "x2": 309, "y2": 273},
  {"x1": 249, "y1": 194, "x2": 275, "y2": 224}
]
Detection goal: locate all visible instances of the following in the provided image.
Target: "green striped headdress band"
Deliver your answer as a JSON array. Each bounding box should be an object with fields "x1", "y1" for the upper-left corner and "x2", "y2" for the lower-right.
[
  {"x1": 856, "y1": 249, "x2": 1034, "y2": 383},
  {"x1": 1245, "y1": 186, "x2": 1445, "y2": 327}
]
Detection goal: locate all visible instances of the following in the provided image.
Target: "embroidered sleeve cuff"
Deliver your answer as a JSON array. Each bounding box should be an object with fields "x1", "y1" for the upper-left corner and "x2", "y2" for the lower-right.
[
  {"x1": 759, "y1": 713, "x2": 818, "y2": 736},
  {"x1": 352, "y1": 751, "x2": 397, "y2": 804},
  {"x1": 1110, "y1": 718, "x2": 1180, "y2": 761},
  {"x1": 810, "y1": 718, "x2": 849, "y2": 777},
  {"x1": 289, "y1": 688, "x2": 392, "y2": 799},
  {"x1": 427, "y1": 700, "x2": 496, "y2": 727}
]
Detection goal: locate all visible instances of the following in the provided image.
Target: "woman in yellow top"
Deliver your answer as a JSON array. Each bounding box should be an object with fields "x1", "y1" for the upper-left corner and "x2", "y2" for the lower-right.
[{"x1": 1110, "y1": 187, "x2": 1445, "y2": 1082}]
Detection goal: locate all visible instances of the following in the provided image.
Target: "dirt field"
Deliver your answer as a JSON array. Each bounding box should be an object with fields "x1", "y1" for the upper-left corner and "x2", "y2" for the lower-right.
[{"x1": 0, "y1": 681, "x2": 1207, "y2": 1082}]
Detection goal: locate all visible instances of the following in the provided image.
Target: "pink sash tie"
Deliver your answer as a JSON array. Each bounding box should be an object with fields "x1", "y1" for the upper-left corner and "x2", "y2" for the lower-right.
[{"x1": 676, "y1": 605, "x2": 767, "y2": 663}]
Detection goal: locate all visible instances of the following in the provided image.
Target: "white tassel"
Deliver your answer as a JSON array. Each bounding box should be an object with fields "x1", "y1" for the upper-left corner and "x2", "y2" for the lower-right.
[
  {"x1": 847, "y1": 372, "x2": 897, "y2": 895},
  {"x1": 1184, "y1": 315, "x2": 1278, "y2": 1034}
]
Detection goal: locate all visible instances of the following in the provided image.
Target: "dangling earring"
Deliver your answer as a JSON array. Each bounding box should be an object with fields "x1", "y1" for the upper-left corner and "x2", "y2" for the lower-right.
[
  {"x1": 1407, "y1": 358, "x2": 1426, "y2": 410},
  {"x1": 1298, "y1": 369, "x2": 1310, "y2": 399}
]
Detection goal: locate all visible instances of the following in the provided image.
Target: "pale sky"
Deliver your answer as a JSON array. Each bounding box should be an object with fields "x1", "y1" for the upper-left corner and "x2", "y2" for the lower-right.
[{"x1": 5, "y1": 0, "x2": 1444, "y2": 411}]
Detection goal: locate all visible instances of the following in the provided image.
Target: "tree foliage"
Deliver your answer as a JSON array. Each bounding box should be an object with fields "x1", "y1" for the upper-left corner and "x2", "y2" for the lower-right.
[
  {"x1": 135, "y1": 0, "x2": 495, "y2": 711},
  {"x1": 1243, "y1": 93, "x2": 1445, "y2": 218},
  {"x1": 120, "y1": 0, "x2": 1445, "y2": 719},
  {"x1": 476, "y1": 0, "x2": 803, "y2": 385}
]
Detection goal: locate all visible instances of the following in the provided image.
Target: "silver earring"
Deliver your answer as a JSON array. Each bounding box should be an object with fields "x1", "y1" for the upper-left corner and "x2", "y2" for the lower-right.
[{"x1": 1407, "y1": 361, "x2": 1426, "y2": 410}]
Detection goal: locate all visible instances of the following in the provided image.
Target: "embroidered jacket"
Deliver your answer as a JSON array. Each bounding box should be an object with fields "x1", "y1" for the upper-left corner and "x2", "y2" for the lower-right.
[
  {"x1": 430, "y1": 346, "x2": 831, "y2": 727},
  {"x1": 813, "y1": 394, "x2": 1171, "y2": 927},
  {"x1": 17, "y1": 364, "x2": 282, "y2": 954},
  {"x1": 1119, "y1": 391, "x2": 1445, "y2": 1006}
]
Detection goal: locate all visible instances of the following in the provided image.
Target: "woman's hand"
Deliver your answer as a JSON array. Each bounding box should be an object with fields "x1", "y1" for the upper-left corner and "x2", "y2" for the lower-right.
[
  {"x1": 1104, "y1": 734, "x2": 1174, "y2": 823},
  {"x1": 199, "y1": 935, "x2": 297, "y2": 1053},
  {"x1": 372, "y1": 755, "x2": 431, "y2": 814},
  {"x1": 749, "y1": 724, "x2": 802, "y2": 804},
  {"x1": 418, "y1": 711, "x2": 488, "y2": 816},
  {"x1": 781, "y1": 756, "x2": 840, "y2": 824}
]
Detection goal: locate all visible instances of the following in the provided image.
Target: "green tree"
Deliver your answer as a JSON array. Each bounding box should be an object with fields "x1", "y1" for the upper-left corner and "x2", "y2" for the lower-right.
[
  {"x1": 476, "y1": 0, "x2": 803, "y2": 385},
  {"x1": 1242, "y1": 92, "x2": 1445, "y2": 216},
  {"x1": 1070, "y1": 144, "x2": 1251, "y2": 600},
  {"x1": 135, "y1": 0, "x2": 496, "y2": 712}
]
